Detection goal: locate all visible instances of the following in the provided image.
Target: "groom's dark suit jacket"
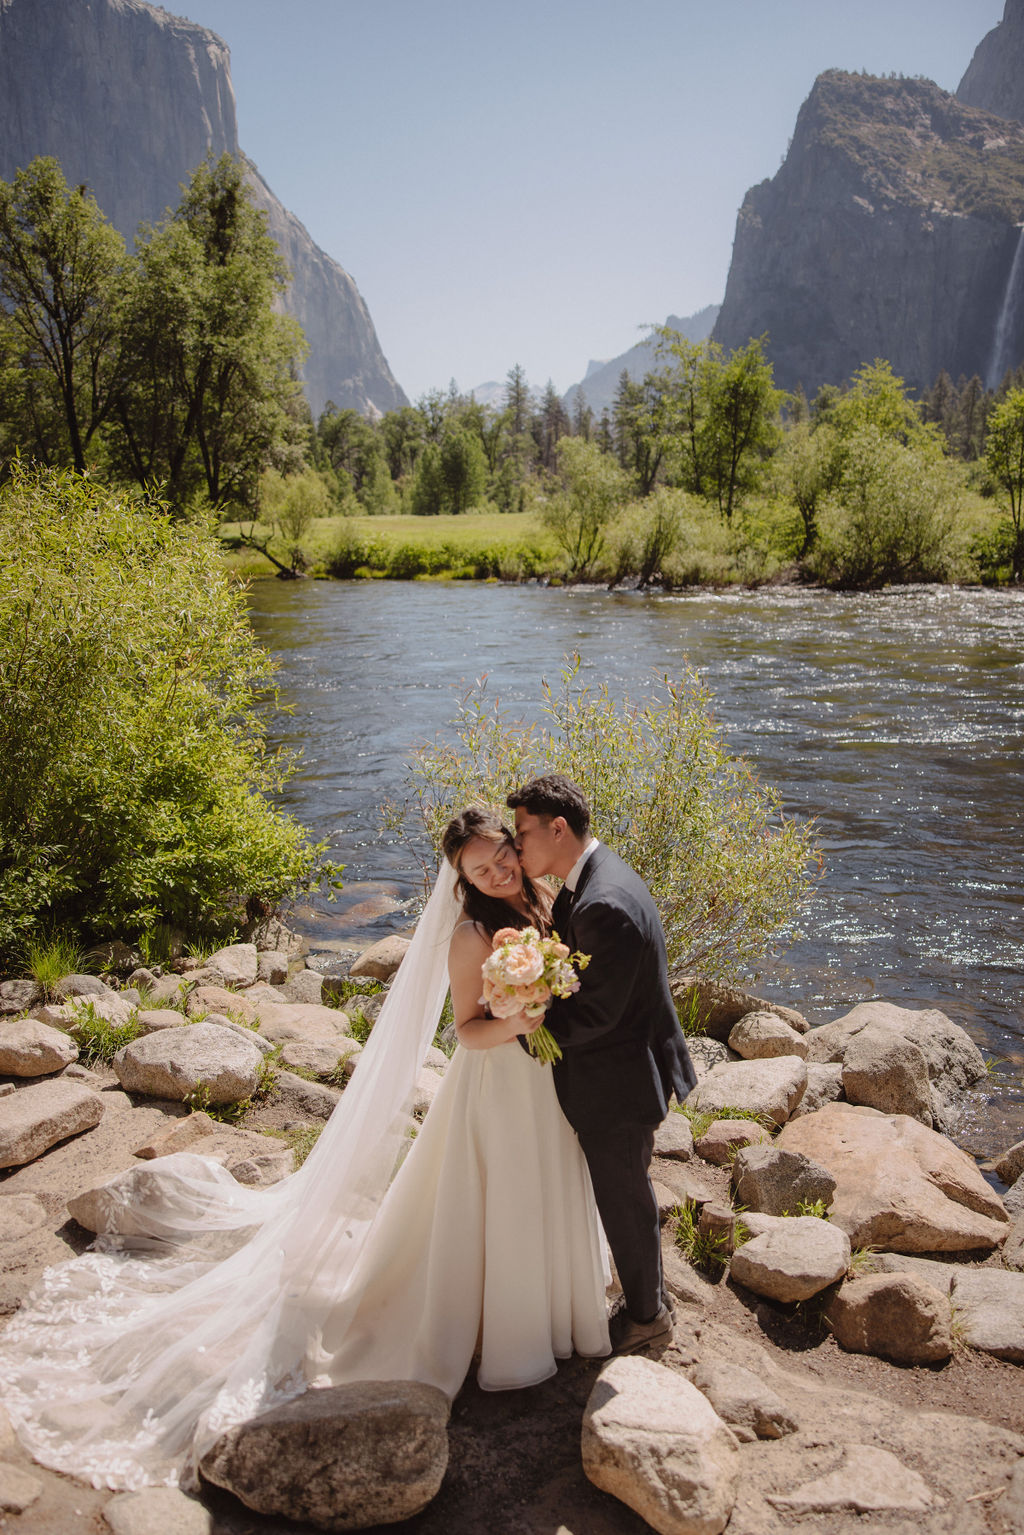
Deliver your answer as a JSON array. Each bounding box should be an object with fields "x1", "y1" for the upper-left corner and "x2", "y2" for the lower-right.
[{"x1": 544, "y1": 844, "x2": 696, "y2": 1134}]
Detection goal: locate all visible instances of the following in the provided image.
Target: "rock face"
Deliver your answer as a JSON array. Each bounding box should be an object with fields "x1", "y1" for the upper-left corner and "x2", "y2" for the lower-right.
[
  {"x1": 199, "y1": 1381, "x2": 450, "y2": 1529},
  {"x1": 713, "y1": 69, "x2": 1024, "y2": 395},
  {"x1": 0, "y1": 0, "x2": 406, "y2": 417},
  {"x1": 958, "y1": 0, "x2": 1024, "y2": 126}
]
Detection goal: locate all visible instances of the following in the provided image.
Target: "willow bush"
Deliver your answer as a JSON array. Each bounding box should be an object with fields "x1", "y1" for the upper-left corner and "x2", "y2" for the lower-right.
[
  {"x1": 0, "y1": 465, "x2": 339, "y2": 965},
  {"x1": 390, "y1": 656, "x2": 819, "y2": 981}
]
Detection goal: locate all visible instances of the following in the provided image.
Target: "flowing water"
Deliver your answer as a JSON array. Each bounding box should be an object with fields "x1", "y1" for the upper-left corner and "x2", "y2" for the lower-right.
[{"x1": 247, "y1": 580, "x2": 1024, "y2": 1153}]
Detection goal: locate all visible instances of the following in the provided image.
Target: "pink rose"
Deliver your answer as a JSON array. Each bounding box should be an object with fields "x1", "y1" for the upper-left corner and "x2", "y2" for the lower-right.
[{"x1": 501, "y1": 943, "x2": 544, "y2": 986}]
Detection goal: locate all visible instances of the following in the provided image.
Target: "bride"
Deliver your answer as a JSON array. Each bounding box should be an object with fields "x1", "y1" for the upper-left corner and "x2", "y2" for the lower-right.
[{"x1": 0, "y1": 807, "x2": 610, "y2": 1491}]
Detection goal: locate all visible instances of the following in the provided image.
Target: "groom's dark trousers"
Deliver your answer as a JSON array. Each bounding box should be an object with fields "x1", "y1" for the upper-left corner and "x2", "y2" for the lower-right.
[{"x1": 545, "y1": 844, "x2": 696, "y2": 1322}]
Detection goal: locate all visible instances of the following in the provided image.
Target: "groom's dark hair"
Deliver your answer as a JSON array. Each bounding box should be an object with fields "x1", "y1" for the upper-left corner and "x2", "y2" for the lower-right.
[{"x1": 507, "y1": 774, "x2": 591, "y2": 839}]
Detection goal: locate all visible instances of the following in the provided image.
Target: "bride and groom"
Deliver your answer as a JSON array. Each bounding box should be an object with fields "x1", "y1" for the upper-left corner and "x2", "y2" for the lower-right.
[{"x1": 0, "y1": 772, "x2": 695, "y2": 1490}]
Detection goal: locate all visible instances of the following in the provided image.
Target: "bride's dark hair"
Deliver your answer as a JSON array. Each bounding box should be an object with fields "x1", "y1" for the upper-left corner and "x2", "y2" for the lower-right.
[{"x1": 442, "y1": 805, "x2": 549, "y2": 937}]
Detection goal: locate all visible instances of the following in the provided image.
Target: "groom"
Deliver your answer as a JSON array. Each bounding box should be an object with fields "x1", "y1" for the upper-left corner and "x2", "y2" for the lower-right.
[{"x1": 507, "y1": 773, "x2": 696, "y2": 1353}]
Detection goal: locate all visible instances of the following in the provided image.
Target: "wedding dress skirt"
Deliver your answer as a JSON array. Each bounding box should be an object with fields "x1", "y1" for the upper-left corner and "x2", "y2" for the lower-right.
[
  {"x1": 312, "y1": 1038, "x2": 611, "y2": 1395},
  {"x1": 0, "y1": 1038, "x2": 609, "y2": 1489}
]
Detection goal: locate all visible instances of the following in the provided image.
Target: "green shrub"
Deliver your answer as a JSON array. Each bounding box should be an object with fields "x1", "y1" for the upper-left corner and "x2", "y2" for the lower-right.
[
  {"x1": 0, "y1": 465, "x2": 341, "y2": 967},
  {"x1": 389, "y1": 655, "x2": 819, "y2": 981},
  {"x1": 24, "y1": 931, "x2": 86, "y2": 997}
]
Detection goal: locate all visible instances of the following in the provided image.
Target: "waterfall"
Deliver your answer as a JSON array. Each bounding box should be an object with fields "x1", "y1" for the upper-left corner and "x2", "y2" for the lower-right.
[{"x1": 987, "y1": 224, "x2": 1024, "y2": 389}]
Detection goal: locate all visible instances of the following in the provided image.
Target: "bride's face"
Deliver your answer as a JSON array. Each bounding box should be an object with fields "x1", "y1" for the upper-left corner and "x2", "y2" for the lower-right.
[{"x1": 458, "y1": 835, "x2": 523, "y2": 902}]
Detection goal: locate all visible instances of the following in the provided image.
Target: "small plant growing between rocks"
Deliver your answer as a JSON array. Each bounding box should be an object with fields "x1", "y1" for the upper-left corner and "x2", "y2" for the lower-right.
[
  {"x1": 24, "y1": 932, "x2": 86, "y2": 1000},
  {"x1": 71, "y1": 1002, "x2": 142, "y2": 1065},
  {"x1": 674, "y1": 1103, "x2": 775, "y2": 1140},
  {"x1": 848, "y1": 1245, "x2": 880, "y2": 1277},
  {"x1": 672, "y1": 1202, "x2": 730, "y2": 1273},
  {"x1": 785, "y1": 1198, "x2": 830, "y2": 1219}
]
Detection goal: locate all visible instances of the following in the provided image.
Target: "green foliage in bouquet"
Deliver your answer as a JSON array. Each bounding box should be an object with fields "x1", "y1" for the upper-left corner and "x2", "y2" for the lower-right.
[
  {"x1": 0, "y1": 464, "x2": 342, "y2": 966},
  {"x1": 387, "y1": 654, "x2": 819, "y2": 982}
]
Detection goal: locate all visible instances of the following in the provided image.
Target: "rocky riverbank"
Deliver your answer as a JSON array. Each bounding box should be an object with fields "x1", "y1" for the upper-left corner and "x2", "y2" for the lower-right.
[{"x1": 1, "y1": 933, "x2": 1023, "y2": 1534}]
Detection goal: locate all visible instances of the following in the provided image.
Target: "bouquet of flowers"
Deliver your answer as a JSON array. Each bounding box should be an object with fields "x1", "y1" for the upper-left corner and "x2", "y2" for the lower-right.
[{"x1": 480, "y1": 926, "x2": 590, "y2": 1065}]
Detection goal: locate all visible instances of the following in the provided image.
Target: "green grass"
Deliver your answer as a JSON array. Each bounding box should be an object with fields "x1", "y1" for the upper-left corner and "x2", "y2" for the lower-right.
[
  {"x1": 673, "y1": 1103, "x2": 776, "y2": 1141},
  {"x1": 24, "y1": 931, "x2": 86, "y2": 999},
  {"x1": 219, "y1": 511, "x2": 559, "y2": 584},
  {"x1": 69, "y1": 1001, "x2": 142, "y2": 1065},
  {"x1": 672, "y1": 1202, "x2": 730, "y2": 1273}
]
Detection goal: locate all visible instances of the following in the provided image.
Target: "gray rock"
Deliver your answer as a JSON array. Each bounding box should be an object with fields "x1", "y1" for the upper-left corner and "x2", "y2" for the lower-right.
[
  {"x1": 654, "y1": 1112, "x2": 695, "y2": 1161},
  {"x1": 789, "y1": 1062, "x2": 845, "y2": 1119},
  {"x1": 411, "y1": 1067, "x2": 442, "y2": 1116},
  {"x1": 0, "y1": 1081, "x2": 13, "y2": 1096},
  {"x1": 113, "y1": 1022, "x2": 264, "y2": 1104},
  {"x1": 841, "y1": 1025, "x2": 933, "y2": 1124},
  {"x1": 104, "y1": 1486, "x2": 213, "y2": 1535},
  {"x1": 200, "y1": 943, "x2": 259, "y2": 988},
  {"x1": 55, "y1": 972, "x2": 112, "y2": 999},
  {"x1": 0, "y1": 978, "x2": 43, "y2": 1016},
  {"x1": 661, "y1": 1242, "x2": 708, "y2": 1308},
  {"x1": 282, "y1": 967, "x2": 325, "y2": 1006},
  {"x1": 278, "y1": 1039, "x2": 356, "y2": 1078},
  {"x1": 348, "y1": 935, "x2": 410, "y2": 981},
  {"x1": 245, "y1": 917, "x2": 310, "y2": 959},
  {"x1": 274, "y1": 1068, "x2": 342, "y2": 1122},
  {"x1": 869, "y1": 1252, "x2": 958, "y2": 1292},
  {"x1": 731, "y1": 1142, "x2": 836, "y2": 1217},
  {"x1": 679, "y1": 1036, "x2": 732, "y2": 1082},
  {"x1": 805, "y1": 1000, "x2": 986, "y2": 1126},
  {"x1": 777, "y1": 1102, "x2": 1010, "y2": 1253},
  {"x1": 1005, "y1": 1177, "x2": 1024, "y2": 1217},
  {"x1": 582, "y1": 1354, "x2": 740, "y2": 1535},
  {"x1": 133, "y1": 1113, "x2": 217, "y2": 1160},
  {"x1": 227, "y1": 1149, "x2": 295, "y2": 1187},
  {"x1": 689, "y1": 1359, "x2": 798, "y2": 1442},
  {"x1": 38, "y1": 993, "x2": 136, "y2": 1032},
  {"x1": 198, "y1": 1381, "x2": 449, "y2": 1528},
  {"x1": 0, "y1": 1077, "x2": 105, "y2": 1168},
  {"x1": 256, "y1": 949, "x2": 290, "y2": 986},
  {"x1": 127, "y1": 966, "x2": 161, "y2": 989},
  {"x1": 996, "y1": 1138, "x2": 1024, "y2": 1189},
  {"x1": 0, "y1": 1017, "x2": 79, "y2": 1075},
  {"x1": 134, "y1": 1007, "x2": 187, "y2": 1033},
  {"x1": 729, "y1": 1216, "x2": 851, "y2": 1304},
  {"x1": 255, "y1": 1001, "x2": 352, "y2": 1047},
  {"x1": 728, "y1": 1011, "x2": 808, "y2": 1060},
  {"x1": 693, "y1": 1118, "x2": 772, "y2": 1166},
  {"x1": 766, "y1": 1443, "x2": 933, "y2": 1514},
  {"x1": 672, "y1": 976, "x2": 809, "y2": 1041},
  {"x1": 1003, "y1": 1213, "x2": 1024, "y2": 1271},
  {"x1": 0, "y1": 1462, "x2": 42, "y2": 1512},
  {"x1": 950, "y1": 1268, "x2": 1024, "y2": 1361},
  {"x1": 685, "y1": 1055, "x2": 807, "y2": 1127},
  {"x1": 825, "y1": 1272, "x2": 953, "y2": 1363},
  {"x1": 185, "y1": 985, "x2": 257, "y2": 1024},
  {"x1": 146, "y1": 973, "x2": 191, "y2": 1008},
  {"x1": 203, "y1": 1014, "x2": 276, "y2": 1056},
  {"x1": 68, "y1": 1156, "x2": 232, "y2": 1237}
]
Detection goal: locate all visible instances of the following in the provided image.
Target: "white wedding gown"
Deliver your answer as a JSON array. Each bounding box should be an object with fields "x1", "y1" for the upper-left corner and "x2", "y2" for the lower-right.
[{"x1": 0, "y1": 867, "x2": 610, "y2": 1491}]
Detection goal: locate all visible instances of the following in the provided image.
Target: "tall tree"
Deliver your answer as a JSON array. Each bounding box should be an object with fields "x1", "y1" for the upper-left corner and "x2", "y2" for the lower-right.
[
  {"x1": 701, "y1": 336, "x2": 783, "y2": 520},
  {"x1": 112, "y1": 155, "x2": 306, "y2": 512},
  {"x1": 0, "y1": 157, "x2": 126, "y2": 472},
  {"x1": 985, "y1": 386, "x2": 1024, "y2": 581}
]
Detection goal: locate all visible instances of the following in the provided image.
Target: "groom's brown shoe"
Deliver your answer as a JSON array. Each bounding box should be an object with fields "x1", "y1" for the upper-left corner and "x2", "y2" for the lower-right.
[{"x1": 608, "y1": 1302, "x2": 673, "y2": 1354}]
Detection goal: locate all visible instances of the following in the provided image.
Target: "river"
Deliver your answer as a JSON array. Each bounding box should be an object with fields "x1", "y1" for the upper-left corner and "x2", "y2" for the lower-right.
[{"x1": 246, "y1": 579, "x2": 1024, "y2": 1152}]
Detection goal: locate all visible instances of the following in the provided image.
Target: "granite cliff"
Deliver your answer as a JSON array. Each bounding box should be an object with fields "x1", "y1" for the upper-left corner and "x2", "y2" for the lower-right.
[
  {"x1": 713, "y1": 70, "x2": 1024, "y2": 397},
  {"x1": 0, "y1": 0, "x2": 406, "y2": 417},
  {"x1": 563, "y1": 305, "x2": 720, "y2": 417},
  {"x1": 958, "y1": 0, "x2": 1024, "y2": 126}
]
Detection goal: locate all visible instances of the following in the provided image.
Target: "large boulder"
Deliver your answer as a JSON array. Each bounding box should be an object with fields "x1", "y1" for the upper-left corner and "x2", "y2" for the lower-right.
[
  {"x1": 728, "y1": 1012, "x2": 808, "y2": 1060},
  {"x1": 776, "y1": 1102, "x2": 1009, "y2": 1252},
  {"x1": 198, "y1": 1381, "x2": 449, "y2": 1529},
  {"x1": 729, "y1": 1216, "x2": 851, "y2": 1304},
  {"x1": 804, "y1": 1001, "x2": 985, "y2": 1126},
  {"x1": 186, "y1": 985, "x2": 258, "y2": 1025},
  {"x1": 113, "y1": 1022, "x2": 264, "y2": 1104},
  {"x1": 825, "y1": 1272, "x2": 953, "y2": 1363},
  {"x1": 0, "y1": 1018, "x2": 79, "y2": 1076},
  {"x1": 282, "y1": 968, "x2": 325, "y2": 1006},
  {"x1": 840, "y1": 1026, "x2": 933, "y2": 1124},
  {"x1": 672, "y1": 977, "x2": 808, "y2": 1042},
  {"x1": 685, "y1": 1056, "x2": 807, "y2": 1127},
  {"x1": 582, "y1": 1354, "x2": 740, "y2": 1535},
  {"x1": 0, "y1": 1078, "x2": 105, "y2": 1168},
  {"x1": 196, "y1": 943, "x2": 258, "y2": 989},
  {"x1": 37, "y1": 993, "x2": 136, "y2": 1031},
  {"x1": 995, "y1": 1138, "x2": 1024, "y2": 1189},
  {"x1": 730, "y1": 1142, "x2": 836, "y2": 1217},
  {"x1": 254, "y1": 1001, "x2": 352, "y2": 1048},
  {"x1": 348, "y1": 936, "x2": 409, "y2": 982},
  {"x1": 0, "y1": 978, "x2": 43, "y2": 1016}
]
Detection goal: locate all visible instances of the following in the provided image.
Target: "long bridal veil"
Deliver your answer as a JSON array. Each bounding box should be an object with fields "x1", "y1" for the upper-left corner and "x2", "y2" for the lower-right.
[{"x1": 0, "y1": 862, "x2": 461, "y2": 1491}]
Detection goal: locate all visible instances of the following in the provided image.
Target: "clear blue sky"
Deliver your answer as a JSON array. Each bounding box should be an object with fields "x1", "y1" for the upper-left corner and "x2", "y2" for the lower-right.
[{"x1": 180, "y1": 0, "x2": 1004, "y2": 401}]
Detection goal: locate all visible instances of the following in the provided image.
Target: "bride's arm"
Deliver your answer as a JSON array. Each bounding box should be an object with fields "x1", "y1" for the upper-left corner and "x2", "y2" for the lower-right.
[{"x1": 448, "y1": 921, "x2": 538, "y2": 1050}]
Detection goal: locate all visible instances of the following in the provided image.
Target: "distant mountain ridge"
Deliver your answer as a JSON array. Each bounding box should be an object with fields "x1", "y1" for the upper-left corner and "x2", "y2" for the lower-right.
[
  {"x1": 712, "y1": 61, "x2": 1024, "y2": 396},
  {"x1": 0, "y1": 0, "x2": 407, "y2": 417},
  {"x1": 563, "y1": 305, "x2": 721, "y2": 416}
]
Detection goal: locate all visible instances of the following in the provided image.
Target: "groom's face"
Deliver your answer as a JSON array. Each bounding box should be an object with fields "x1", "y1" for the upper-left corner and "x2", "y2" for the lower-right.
[{"x1": 513, "y1": 809, "x2": 562, "y2": 880}]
